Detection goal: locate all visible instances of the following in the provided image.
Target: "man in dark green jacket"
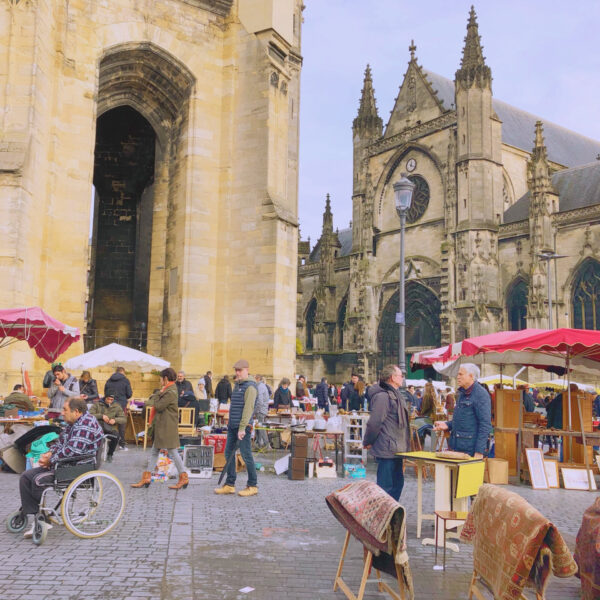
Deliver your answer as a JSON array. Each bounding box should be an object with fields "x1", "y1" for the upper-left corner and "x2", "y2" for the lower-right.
[
  {"x1": 4, "y1": 385, "x2": 35, "y2": 412},
  {"x1": 89, "y1": 395, "x2": 126, "y2": 462}
]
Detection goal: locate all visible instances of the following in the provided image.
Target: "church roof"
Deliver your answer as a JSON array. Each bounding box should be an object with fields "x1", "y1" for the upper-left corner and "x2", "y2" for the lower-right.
[
  {"x1": 309, "y1": 227, "x2": 353, "y2": 262},
  {"x1": 503, "y1": 161, "x2": 600, "y2": 224},
  {"x1": 423, "y1": 70, "x2": 600, "y2": 168}
]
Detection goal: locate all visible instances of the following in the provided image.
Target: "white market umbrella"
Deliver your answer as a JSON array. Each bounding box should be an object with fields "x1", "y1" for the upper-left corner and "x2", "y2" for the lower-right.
[
  {"x1": 64, "y1": 342, "x2": 170, "y2": 372},
  {"x1": 478, "y1": 374, "x2": 528, "y2": 387}
]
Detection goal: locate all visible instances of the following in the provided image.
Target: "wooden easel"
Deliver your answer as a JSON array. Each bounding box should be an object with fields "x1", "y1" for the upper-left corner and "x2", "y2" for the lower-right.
[
  {"x1": 334, "y1": 531, "x2": 406, "y2": 600},
  {"x1": 468, "y1": 570, "x2": 543, "y2": 600}
]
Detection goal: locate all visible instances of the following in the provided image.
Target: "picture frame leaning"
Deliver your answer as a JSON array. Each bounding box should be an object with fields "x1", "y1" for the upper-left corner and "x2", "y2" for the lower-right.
[
  {"x1": 543, "y1": 460, "x2": 559, "y2": 488},
  {"x1": 525, "y1": 448, "x2": 548, "y2": 490}
]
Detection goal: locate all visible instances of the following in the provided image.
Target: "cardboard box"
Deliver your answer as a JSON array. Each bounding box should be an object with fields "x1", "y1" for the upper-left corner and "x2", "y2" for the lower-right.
[
  {"x1": 485, "y1": 458, "x2": 509, "y2": 484},
  {"x1": 213, "y1": 453, "x2": 227, "y2": 471},
  {"x1": 292, "y1": 445, "x2": 308, "y2": 459},
  {"x1": 293, "y1": 434, "x2": 308, "y2": 447},
  {"x1": 316, "y1": 460, "x2": 337, "y2": 479},
  {"x1": 290, "y1": 457, "x2": 305, "y2": 471}
]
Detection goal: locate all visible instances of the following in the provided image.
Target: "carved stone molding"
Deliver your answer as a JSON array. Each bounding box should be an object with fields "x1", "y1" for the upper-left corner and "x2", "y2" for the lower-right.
[
  {"x1": 368, "y1": 112, "x2": 456, "y2": 157},
  {"x1": 178, "y1": 0, "x2": 234, "y2": 16},
  {"x1": 552, "y1": 204, "x2": 600, "y2": 226}
]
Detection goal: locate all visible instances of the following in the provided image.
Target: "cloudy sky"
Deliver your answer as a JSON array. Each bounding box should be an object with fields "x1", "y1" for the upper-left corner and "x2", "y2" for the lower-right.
[{"x1": 297, "y1": 0, "x2": 600, "y2": 244}]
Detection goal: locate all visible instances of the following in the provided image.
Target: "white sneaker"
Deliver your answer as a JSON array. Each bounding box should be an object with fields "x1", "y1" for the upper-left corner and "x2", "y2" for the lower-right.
[{"x1": 120, "y1": 445, "x2": 129, "y2": 451}]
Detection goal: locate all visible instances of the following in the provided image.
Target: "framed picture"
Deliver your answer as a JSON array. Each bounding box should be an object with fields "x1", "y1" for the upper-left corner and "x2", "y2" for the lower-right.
[
  {"x1": 543, "y1": 460, "x2": 559, "y2": 488},
  {"x1": 525, "y1": 448, "x2": 549, "y2": 489},
  {"x1": 561, "y1": 467, "x2": 598, "y2": 491}
]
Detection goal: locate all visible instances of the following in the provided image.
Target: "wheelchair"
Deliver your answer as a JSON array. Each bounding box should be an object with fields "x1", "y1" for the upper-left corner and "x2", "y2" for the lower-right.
[{"x1": 6, "y1": 435, "x2": 125, "y2": 545}]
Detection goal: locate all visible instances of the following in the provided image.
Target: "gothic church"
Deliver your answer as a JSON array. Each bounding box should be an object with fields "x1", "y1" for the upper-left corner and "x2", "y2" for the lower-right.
[{"x1": 297, "y1": 7, "x2": 600, "y2": 382}]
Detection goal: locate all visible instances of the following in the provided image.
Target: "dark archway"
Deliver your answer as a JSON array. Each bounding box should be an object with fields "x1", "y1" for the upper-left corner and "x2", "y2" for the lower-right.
[
  {"x1": 89, "y1": 106, "x2": 156, "y2": 349},
  {"x1": 377, "y1": 281, "x2": 441, "y2": 369},
  {"x1": 572, "y1": 259, "x2": 600, "y2": 330},
  {"x1": 507, "y1": 279, "x2": 528, "y2": 331},
  {"x1": 337, "y1": 296, "x2": 347, "y2": 350},
  {"x1": 305, "y1": 299, "x2": 317, "y2": 351}
]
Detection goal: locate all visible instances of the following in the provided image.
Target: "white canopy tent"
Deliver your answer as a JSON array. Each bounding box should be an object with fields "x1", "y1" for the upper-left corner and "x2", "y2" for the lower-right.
[{"x1": 64, "y1": 343, "x2": 170, "y2": 372}]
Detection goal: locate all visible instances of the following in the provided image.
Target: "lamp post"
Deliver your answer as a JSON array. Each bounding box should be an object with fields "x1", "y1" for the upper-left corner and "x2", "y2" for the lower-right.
[
  {"x1": 393, "y1": 174, "x2": 415, "y2": 376},
  {"x1": 537, "y1": 251, "x2": 567, "y2": 329}
]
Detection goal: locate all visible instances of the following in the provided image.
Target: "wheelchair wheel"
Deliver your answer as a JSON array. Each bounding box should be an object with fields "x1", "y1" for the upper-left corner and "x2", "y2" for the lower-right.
[
  {"x1": 6, "y1": 509, "x2": 27, "y2": 533},
  {"x1": 32, "y1": 517, "x2": 48, "y2": 546},
  {"x1": 61, "y1": 470, "x2": 125, "y2": 538}
]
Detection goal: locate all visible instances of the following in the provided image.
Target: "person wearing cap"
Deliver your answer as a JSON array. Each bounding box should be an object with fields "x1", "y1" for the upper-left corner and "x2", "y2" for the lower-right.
[
  {"x1": 89, "y1": 394, "x2": 125, "y2": 462},
  {"x1": 215, "y1": 359, "x2": 259, "y2": 497}
]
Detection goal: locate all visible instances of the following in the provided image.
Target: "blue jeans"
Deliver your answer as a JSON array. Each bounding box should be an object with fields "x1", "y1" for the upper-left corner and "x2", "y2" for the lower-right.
[
  {"x1": 375, "y1": 457, "x2": 404, "y2": 501},
  {"x1": 225, "y1": 426, "x2": 257, "y2": 488}
]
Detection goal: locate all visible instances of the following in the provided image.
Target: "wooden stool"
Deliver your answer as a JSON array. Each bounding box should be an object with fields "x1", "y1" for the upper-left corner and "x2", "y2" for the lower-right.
[
  {"x1": 434, "y1": 510, "x2": 467, "y2": 570},
  {"x1": 334, "y1": 531, "x2": 407, "y2": 600}
]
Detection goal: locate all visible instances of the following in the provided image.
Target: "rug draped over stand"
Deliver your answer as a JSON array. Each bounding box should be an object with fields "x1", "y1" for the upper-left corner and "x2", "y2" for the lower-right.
[
  {"x1": 326, "y1": 480, "x2": 414, "y2": 600},
  {"x1": 575, "y1": 497, "x2": 600, "y2": 600},
  {"x1": 460, "y1": 484, "x2": 577, "y2": 599}
]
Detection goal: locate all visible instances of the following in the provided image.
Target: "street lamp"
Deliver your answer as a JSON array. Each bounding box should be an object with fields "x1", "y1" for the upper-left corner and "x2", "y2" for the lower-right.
[
  {"x1": 537, "y1": 251, "x2": 567, "y2": 329},
  {"x1": 393, "y1": 174, "x2": 415, "y2": 376}
]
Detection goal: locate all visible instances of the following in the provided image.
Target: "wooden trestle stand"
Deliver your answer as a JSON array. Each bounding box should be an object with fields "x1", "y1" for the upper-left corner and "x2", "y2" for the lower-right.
[
  {"x1": 468, "y1": 570, "x2": 542, "y2": 600},
  {"x1": 333, "y1": 530, "x2": 407, "y2": 600}
]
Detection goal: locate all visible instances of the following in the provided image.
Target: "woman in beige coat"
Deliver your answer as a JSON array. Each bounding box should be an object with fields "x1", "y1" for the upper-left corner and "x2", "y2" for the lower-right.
[{"x1": 131, "y1": 367, "x2": 188, "y2": 490}]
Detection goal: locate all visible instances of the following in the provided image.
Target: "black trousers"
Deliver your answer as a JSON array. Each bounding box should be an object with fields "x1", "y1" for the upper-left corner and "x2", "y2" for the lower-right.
[
  {"x1": 106, "y1": 434, "x2": 119, "y2": 457},
  {"x1": 19, "y1": 467, "x2": 54, "y2": 515},
  {"x1": 115, "y1": 399, "x2": 127, "y2": 445}
]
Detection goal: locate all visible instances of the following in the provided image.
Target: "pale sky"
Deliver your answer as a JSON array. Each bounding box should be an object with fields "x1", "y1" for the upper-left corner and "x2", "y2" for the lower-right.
[{"x1": 298, "y1": 0, "x2": 600, "y2": 245}]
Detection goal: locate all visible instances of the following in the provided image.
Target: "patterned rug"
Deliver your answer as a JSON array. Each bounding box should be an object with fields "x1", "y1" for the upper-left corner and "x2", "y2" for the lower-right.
[
  {"x1": 575, "y1": 497, "x2": 600, "y2": 600},
  {"x1": 460, "y1": 484, "x2": 577, "y2": 599},
  {"x1": 326, "y1": 481, "x2": 414, "y2": 599}
]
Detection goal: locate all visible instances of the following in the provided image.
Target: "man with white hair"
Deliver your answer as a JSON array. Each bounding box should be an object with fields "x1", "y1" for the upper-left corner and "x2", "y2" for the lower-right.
[{"x1": 434, "y1": 363, "x2": 491, "y2": 458}]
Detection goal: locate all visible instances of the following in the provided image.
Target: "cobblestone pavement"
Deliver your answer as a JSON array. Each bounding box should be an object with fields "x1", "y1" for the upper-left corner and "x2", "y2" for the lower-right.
[{"x1": 0, "y1": 446, "x2": 592, "y2": 600}]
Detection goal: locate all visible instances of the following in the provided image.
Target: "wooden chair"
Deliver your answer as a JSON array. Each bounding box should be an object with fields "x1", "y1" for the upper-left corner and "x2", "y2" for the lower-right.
[
  {"x1": 468, "y1": 571, "x2": 542, "y2": 600},
  {"x1": 143, "y1": 406, "x2": 152, "y2": 450},
  {"x1": 178, "y1": 407, "x2": 195, "y2": 436},
  {"x1": 405, "y1": 425, "x2": 433, "y2": 480}
]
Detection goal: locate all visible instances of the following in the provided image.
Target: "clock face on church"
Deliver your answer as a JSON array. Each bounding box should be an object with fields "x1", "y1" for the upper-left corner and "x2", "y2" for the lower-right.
[{"x1": 405, "y1": 174, "x2": 430, "y2": 223}]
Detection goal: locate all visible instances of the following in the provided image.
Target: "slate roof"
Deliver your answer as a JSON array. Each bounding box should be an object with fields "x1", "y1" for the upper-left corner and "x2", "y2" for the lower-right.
[
  {"x1": 309, "y1": 227, "x2": 353, "y2": 262},
  {"x1": 503, "y1": 161, "x2": 600, "y2": 224},
  {"x1": 423, "y1": 70, "x2": 600, "y2": 168}
]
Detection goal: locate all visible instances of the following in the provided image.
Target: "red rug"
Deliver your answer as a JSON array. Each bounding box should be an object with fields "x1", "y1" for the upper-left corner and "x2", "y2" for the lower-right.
[
  {"x1": 461, "y1": 484, "x2": 577, "y2": 599},
  {"x1": 575, "y1": 497, "x2": 600, "y2": 600}
]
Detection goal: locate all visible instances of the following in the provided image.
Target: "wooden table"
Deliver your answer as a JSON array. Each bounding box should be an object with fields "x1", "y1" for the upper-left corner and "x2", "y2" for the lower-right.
[
  {"x1": 0, "y1": 416, "x2": 47, "y2": 432},
  {"x1": 396, "y1": 451, "x2": 484, "y2": 552}
]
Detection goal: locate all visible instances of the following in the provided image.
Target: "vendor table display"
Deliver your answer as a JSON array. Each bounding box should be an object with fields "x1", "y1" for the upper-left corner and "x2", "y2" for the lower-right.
[
  {"x1": 396, "y1": 451, "x2": 484, "y2": 552},
  {"x1": 292, "y1": 430, "x2": 345, "y2": 477}
]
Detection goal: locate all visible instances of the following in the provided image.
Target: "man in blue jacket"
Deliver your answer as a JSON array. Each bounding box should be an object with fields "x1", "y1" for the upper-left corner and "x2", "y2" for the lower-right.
[{"x1": 434, "y1": 363, "x2": 491, "y2": 458}]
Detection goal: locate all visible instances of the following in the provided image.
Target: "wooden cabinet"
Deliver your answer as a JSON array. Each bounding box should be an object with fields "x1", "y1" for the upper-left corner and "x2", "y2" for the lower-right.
[{"x1": 495, "y1": 389, "x2": 522, "y2": 428}]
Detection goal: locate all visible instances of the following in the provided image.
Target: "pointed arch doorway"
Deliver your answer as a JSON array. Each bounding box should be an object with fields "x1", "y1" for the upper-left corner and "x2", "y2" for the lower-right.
[{"x1": 86, "y1": 43, "x2": 195, "y2": 353}]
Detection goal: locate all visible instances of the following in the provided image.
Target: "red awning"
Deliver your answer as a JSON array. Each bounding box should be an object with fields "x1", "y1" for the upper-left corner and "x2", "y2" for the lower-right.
[{"x1": 0, "y1": 307, "x2": 80, "y2": 362}]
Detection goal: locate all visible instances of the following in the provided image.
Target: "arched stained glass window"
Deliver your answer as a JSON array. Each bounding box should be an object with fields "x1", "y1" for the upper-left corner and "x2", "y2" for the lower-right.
[
  {"x1": 572, "y1": 260, "x2": 600, "y2": 330},
  {"x1": 507, "y1": 279, "x2": 528, "y2": 331},
  {"x1": 377, "y1": 282, "x2": 441, "y2": 365},
  {"x1": 305, "y1": 299, "x2": 317, "y2": 351},
  {"x1": 337, "y1": 296, "x2": 347, "y2": 351}
]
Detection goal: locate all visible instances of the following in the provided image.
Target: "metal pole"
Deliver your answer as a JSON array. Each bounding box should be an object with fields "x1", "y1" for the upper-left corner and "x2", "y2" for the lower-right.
[
  {"x1": 546, "y1": 257, "x2": 553, "y2": 329},
  {"x1": 399, "y1": 209, "x2": 406, "y2": 375}
]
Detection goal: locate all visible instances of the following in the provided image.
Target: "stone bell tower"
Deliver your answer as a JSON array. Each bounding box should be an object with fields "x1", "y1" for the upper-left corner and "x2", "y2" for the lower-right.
[{"x1": 453, "y1": 6, "x2": 503, "y2": 338}]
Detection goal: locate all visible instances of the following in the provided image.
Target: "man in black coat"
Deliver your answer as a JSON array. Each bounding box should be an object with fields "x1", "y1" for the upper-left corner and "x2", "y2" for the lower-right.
[
  {"x1": 340, "y1": 373, "x2": 359, "y2": 411},
  {"x1": 215, "y1": 375, "x2": 232, "y2": 403},
  {"x1": 104, "y1": 366, "x2": 132, "y2": 449},
  {"x1": 176, "y1": 371, "x2": 195, "y2": 398},
  {"x1": 363, "y1": 365, "x2": 410, "y2": 500}
]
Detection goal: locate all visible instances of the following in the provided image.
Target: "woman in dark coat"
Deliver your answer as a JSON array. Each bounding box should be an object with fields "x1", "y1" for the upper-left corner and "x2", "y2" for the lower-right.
[
  {"x1": 131, "y1": 368, "x2": 188, "y2": 490},
  {"x1": 79, "y1": 371, "x2": 99, "y2": 402},
  {"x1": 273, "y1": 378, "x2": 292, "y2": 409}
]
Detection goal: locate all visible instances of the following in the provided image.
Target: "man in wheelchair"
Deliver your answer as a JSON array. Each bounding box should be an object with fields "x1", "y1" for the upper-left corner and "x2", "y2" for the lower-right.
[{"x1": 18, "y1": 397, "x2": 104, "y2": 538}]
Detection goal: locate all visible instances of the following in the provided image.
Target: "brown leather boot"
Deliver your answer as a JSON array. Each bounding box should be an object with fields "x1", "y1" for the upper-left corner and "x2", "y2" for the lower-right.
[
  {"x1": 169, "y1": 472, "x2": 189, "y2": 490},
  {"x1": 131, "y1": 471, "x2": 152, "y2": 488}
]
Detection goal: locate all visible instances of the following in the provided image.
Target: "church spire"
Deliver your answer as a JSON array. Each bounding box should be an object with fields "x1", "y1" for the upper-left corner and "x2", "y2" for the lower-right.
[
  {"x1": 353, "y1": 64, "x2": 383, "y2": 136},
  {"x1": 322, "y1": 193, "x2": 333, "y2": 234},
  {"x1": 528, "y1": 121, "x2": 553, "y2": 195},
  {"x1": 456, "y1": 6, "x2": 491, "y2": 89}
]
